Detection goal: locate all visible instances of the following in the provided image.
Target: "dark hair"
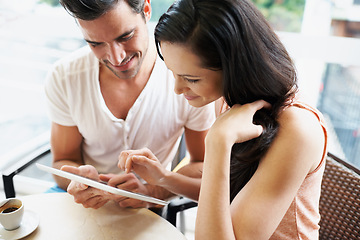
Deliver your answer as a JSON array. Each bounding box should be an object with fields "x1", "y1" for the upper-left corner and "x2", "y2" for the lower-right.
[
  {"x1": 59, "y1": 0, "x2": 145, "y2": 20},
  {"x1": 155, "y1": 0, "x2": 298, "y2": 202}
]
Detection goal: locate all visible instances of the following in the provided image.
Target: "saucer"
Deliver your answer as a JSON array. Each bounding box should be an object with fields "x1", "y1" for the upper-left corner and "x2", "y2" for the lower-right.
[{"x1": 0, "y1": 210, "x2": 39, "y2": 240}]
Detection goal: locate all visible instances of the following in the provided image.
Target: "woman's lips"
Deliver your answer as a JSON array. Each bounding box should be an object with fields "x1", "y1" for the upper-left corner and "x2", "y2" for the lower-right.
[{"x1": 184, "y1": 94, "x2": 199, "y2": 101}]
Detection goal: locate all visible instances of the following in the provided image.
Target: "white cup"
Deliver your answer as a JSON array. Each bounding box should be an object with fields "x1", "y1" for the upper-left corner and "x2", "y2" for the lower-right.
[{"x1": 0, "y1": 198, "x2": 24, "y2": 231}]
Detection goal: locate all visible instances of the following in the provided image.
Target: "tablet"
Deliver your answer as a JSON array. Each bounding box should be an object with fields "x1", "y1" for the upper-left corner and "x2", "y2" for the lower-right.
[{"x1": 36, "y1": 163, "x2": 169, "y2": 206}]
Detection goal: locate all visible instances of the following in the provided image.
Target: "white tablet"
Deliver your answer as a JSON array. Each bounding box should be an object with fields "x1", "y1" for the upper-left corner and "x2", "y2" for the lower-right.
[{"x1": 36, "y1": 163, "x2": 169, "y2": 206}]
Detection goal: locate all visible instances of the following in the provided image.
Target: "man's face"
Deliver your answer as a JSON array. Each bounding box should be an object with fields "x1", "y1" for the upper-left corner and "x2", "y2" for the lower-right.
[{"x1": 78, "y1": 1, "x2": 151, "y2": 79}]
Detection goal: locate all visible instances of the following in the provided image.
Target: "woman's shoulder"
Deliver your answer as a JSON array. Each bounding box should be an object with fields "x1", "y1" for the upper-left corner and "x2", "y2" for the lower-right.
[
  {"x1": 277, "y1": 103, "x2": 326, "y2": 158},
  {"x1": 269, "y1": 103, "x2": 326, "y2": 172},
  {"x1": 279, "y1": 104, "x2": 323, "y2": 136}
]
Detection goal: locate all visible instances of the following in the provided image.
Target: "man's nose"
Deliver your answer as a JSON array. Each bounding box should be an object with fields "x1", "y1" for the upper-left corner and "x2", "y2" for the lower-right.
[{"x1": 107, "y1": 43, "x2": 126, "y2": 66}]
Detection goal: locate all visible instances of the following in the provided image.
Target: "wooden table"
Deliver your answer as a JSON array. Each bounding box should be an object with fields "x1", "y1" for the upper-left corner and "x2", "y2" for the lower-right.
[{"x1": 19, "y1": 193, "x2": 187, "y2": 240}]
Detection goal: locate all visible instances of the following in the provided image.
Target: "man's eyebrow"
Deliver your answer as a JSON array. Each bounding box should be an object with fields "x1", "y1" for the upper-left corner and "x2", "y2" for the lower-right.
[
  {"x1": 115, "y1": 28, "x2": 135, "y2": 40},
  {"x1": 85, "y1": 28, "x2": 136, "y2": 45},
  {"x1": 85, "y1": 39, "x2": 100, "y2": 45}
]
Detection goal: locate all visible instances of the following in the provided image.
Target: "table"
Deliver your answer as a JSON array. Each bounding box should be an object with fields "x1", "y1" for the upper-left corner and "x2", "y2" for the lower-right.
[{"x1": 19, "y1": 193, "x2": 187, "y2": 240}]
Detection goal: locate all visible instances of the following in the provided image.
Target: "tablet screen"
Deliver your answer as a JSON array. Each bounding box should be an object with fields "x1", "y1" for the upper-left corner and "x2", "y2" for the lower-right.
[{"x1": 36, "y1": 163, "x2": 168, "y2": 206}]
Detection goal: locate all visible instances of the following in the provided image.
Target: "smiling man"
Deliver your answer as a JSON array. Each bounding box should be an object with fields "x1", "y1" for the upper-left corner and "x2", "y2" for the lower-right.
[{"x1": 45, "y1": 0, "x2": 215, "y2": 210}]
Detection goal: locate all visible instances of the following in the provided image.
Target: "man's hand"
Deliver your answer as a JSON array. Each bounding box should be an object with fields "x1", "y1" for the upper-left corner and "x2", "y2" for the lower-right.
[
  {"x1": 61, "y1": 165, "x2": 111, "y2": 209},
  {"x1": 100, "y1": 173, "x2": 152, "y2": 208}
]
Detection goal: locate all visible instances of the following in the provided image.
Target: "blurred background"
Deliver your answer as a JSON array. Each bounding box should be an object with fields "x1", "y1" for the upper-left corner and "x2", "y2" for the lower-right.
[{"x1": 0, "y1": 0, "x2": 359, "y2": 183}]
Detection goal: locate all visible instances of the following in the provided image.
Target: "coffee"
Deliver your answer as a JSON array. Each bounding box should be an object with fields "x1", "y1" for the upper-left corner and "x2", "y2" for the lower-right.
[
  {"x1": 2, "y1": 207, "x2": 19, "y2": 214},
  {"x1": 0, "y1": 198, "x2": 24, "y2": 230}
]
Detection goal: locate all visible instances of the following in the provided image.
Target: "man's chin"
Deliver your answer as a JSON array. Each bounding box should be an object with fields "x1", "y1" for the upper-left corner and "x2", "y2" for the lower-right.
[{"x1": 105, "y1": 64, "x2": 139, "y2": 80}]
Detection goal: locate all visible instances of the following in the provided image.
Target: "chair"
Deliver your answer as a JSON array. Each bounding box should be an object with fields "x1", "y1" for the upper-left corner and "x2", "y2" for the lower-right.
[
  {"x1": 165, "y1": 153, "x2": 198, "y2": 230},
  {"x1": 164, "y1": 135, "x2": 198, "y2": 231},
  {"x1": 166, "y1": 151, "x2": 360, "y2": 236},
  {"x1": 319, "y1": 152, "x2": 360, "y2": 239},
  {"x1": 2, "y1": 143, "x2": 51, "y2": 198}
]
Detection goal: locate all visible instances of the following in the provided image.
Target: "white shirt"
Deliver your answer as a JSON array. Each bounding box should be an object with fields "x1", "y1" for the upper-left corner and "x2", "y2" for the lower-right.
[{"x1": 45, "y1": 46, "x2": 215, "y2": 174}]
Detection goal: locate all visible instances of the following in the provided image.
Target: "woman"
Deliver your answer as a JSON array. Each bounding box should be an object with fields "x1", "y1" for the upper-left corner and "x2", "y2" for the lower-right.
[{"x1": 118, "y1": 0, "x2": 327, "y2": 239}]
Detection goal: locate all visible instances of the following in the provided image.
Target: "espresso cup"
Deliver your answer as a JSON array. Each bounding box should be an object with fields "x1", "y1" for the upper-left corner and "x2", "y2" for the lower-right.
[{"x1": 0, "y1": 198, "x2": 24, "y2": 231}]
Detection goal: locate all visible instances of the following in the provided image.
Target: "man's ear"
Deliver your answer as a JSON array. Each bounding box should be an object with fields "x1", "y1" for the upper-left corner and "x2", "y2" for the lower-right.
[{"x1": 143, "y1": 0, "x2": 152, "y2": 22}]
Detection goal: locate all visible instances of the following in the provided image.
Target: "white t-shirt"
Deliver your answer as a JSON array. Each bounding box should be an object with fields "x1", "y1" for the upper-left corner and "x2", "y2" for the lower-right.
[{"x1": 45, "y1": 46, "x2": 215, "y2": 174}]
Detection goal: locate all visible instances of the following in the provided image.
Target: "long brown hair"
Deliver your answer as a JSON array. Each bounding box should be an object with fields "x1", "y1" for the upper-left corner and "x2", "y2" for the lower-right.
[{"x1": 155, "y1": 0, "x2": 298, "y2": 201}]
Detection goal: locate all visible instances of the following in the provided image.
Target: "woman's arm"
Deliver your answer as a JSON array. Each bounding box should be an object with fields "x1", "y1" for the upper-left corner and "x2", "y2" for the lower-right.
[
  {"x1": 196, "y1": 137, "x2": 234, "y2": 239},
  {"x1": 195, "y1": 101, "x2": 269, "y2": 240},
  {"x1": 156, "y1": 127, "x2": 208, "y2": 200},
  {"x1": 195, "y1": 102, "x2": 325, "y2": 240},
  {"x1": 117, "y1": 127, "x2": 208, "y2": 201}
]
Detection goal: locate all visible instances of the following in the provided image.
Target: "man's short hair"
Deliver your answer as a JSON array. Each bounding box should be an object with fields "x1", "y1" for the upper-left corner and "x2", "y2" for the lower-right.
[{"x1": 60, "y1": 0, "x2": 145, "y2": 20}]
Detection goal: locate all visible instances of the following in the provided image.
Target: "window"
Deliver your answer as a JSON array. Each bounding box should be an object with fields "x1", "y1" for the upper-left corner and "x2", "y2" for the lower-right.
[
  {"x1": 257, "y1": 0, "x2": 360, "y2": 167},
  {"x1": 0, "y1": 1, "x2": 85, "y2": 169},
  {"x1": 253, "y1": 0, "x2": 306, "y2": 32},
  {"x1": 318, "y1": 1, "x2": 360, "y2": 166}
]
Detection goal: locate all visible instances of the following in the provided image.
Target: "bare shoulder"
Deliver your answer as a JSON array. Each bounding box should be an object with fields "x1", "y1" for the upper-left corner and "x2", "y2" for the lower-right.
[
  {"x1": 277, "y1": 105, "x2": 326, "y2": 169},
  {"x1": 278, "y1": 105, "x2": 324, "y2": 137}
]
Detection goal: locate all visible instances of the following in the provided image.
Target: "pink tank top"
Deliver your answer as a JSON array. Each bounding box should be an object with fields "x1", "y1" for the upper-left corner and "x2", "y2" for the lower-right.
[{"x1": 269, "y1": 102, "x2": 328, "y2": 240}]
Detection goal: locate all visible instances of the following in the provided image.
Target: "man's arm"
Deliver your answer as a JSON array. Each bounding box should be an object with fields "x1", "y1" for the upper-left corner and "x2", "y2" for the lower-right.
[
  {"x1": 51, "y1": 122, "x2": 111, "y2": 209},
  {"x1": 50, "y1": 122, "x2": 84, "y2": 190},
  {"x1": 184, "y1": 127, "x2": 207, "y2": 164}
]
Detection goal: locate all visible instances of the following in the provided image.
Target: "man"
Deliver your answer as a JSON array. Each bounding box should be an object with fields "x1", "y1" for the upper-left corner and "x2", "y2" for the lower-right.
[{"x1": 45, "y1": 0, "x2": 214, "y2": 209}]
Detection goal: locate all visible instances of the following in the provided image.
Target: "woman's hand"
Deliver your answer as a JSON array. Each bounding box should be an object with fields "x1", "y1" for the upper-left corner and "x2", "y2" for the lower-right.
[
  {"x1": 206, "y1": 100, "x2": 271, "y2": 146},
  {"x1": 117, "y1": 148, "x2": 169, "y2": 186}
]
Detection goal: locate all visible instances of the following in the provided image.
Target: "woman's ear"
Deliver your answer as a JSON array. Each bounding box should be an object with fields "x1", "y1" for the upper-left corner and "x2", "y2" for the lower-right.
[{"x1": 143, "y1": 0, "x2": 152, "y2": 22}]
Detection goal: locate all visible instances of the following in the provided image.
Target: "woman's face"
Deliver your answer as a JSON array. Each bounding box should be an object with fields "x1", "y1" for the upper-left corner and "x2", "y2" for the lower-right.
[{"x1": 160, "y1": 42, "x2": 223, "y2": 108}]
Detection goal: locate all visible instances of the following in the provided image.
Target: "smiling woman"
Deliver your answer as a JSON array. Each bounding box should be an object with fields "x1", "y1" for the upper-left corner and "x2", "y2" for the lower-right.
[
  {"x1": 159, "y1": 42, "x2": 223, "y2": 108},
  {"x1": 152, "y1": 0, "x2": 329, "y2": 239}
]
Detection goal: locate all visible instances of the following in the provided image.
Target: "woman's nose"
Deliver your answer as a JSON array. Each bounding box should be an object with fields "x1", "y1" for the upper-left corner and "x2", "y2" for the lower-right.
[
  {"x1": 174, "y1": 77, "x2": 187, "y2": 95},
  {"x1": 108, "y1": 43, "x2": 126, "y2": 66}
]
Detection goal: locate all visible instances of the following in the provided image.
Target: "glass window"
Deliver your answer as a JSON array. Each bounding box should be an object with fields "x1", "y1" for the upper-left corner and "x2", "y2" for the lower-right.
[
  {"x1": 318, "y1": 1, "x2": 360, "y2": 167},
  {"x1": 257, "y1": 0, "x2": 360, "y2": 167},
  {"x1": 253, "y1": 0, "x2": 306, "y2": 32},
  {"x1": 0, "y1": 1, "x2": 86, "y2": 168}
]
